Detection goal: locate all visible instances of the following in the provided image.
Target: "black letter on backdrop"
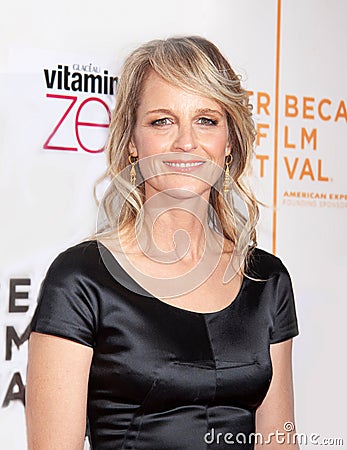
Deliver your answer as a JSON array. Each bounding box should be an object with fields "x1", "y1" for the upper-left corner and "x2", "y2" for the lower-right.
[
  {"x1": 2, "y1": 372, "x2": 25, "y2": 407},
  {"x1": 9, "y1": 279, "x2": 30, "y2": 313},
  {"x1": 6, "y1": 324, "x2": 31, "y2": 360}
]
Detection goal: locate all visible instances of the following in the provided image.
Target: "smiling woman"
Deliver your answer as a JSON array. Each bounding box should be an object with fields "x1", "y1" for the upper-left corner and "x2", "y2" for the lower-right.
[
  {"x1": 26, "y1": 36, "x2": 299, "y2": 450},
  {"x1": 95, "y1": 36, "x2": 259, "y2": 268},
  {"x1": 127, "y1": 70, "x2": 231, "y2": 211}
]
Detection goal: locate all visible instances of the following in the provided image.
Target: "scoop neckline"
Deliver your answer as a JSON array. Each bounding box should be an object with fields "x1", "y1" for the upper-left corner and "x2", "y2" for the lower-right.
[{"x1": 93, "y1": 239, "x2": 247, "y2": 316}]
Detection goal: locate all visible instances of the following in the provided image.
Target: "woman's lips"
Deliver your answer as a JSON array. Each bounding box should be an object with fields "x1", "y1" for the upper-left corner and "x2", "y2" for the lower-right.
[{"x1": 162, "y1": 160, "x2": 206, "y2": 172}]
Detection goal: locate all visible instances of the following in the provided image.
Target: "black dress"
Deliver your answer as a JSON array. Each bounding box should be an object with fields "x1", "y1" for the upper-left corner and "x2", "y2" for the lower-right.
[{"x1": 29, "y1": 240, "x2": 299, "y2": 449}]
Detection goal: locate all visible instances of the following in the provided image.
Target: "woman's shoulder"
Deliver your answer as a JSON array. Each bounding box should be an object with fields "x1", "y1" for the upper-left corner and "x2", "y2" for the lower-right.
[
  {"x1": 31, "y1": 240, "x2": 101, "y2": 347},
  {"x1": 246, "y1": 246, "x2": 290, "y2": 279},
  {"x1": 44, "y1": 239, "x2": 101, "y2": 279}
]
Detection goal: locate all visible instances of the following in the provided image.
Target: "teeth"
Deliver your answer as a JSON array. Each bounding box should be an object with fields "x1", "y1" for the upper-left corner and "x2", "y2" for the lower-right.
[{"x1": 164, "y1": 162, "x2": 204, "y2": 168}]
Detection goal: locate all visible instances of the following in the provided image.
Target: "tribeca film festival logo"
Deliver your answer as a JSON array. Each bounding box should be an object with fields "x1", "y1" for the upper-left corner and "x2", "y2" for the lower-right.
[
  {"x1": 42, "y1": 61, "x2": 118, "y2": 153},
  {"x1": 250, "y1": 91, "x2": 347, "y2": 182},
  {"x1": 204, "y1": 421, "x2": 344, "y2": 446},
  {"x1": 249, "y1": 90, "x2": 347, "y2": 208}
]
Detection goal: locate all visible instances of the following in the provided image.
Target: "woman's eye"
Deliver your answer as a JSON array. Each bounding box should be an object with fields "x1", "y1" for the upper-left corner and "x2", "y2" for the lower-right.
[
  {"x1": 198, "y1": 117, "x2": 218, "y2": 126},
  {"x1": 151, "y1": 118, "x2": 172, "y2": 126}
]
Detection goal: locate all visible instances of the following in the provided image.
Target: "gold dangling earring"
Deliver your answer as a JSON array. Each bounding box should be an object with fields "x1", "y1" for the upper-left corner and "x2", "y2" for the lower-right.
[
  {"x1": 128, "y1": 154, "x2": 138, "y2": 187},
  {"x1": 223, "y1": 153, "x2": 233, "y2": 193}
]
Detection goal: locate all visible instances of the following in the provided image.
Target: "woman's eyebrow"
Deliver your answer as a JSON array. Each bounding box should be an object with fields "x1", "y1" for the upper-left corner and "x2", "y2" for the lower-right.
[
  {"x1": 145, "y1": 108, "x2": 174, "y2": 116},
  {"x1": 145, "y1": 108, "x2": 224, "y2": 116},
  {"x1": 195, "y1": 108, "x2": 224, "y2": 116}
]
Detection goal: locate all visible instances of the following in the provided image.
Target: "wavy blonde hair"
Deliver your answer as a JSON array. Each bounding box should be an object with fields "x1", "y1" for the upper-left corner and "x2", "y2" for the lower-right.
[{"x1": 85, "y1": 36, "x2": 260, "y2": 273}]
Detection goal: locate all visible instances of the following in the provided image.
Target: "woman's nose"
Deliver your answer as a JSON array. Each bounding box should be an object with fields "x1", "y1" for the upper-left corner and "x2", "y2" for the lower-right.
[{"x1": 173, "y1": 124, "x2": 198, "y2": 152}]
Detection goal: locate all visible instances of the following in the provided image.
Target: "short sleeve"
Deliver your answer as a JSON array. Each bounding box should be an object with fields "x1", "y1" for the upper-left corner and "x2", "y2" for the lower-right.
[
  {"x1": 29, "y1": 248, "x2": 99, "y2": 348},
  {"x1": 269, "y1": 262, "x2": 299, "y2": 344}
]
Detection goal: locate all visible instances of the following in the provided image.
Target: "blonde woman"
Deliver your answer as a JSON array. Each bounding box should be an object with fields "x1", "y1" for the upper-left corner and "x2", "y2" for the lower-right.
[{"x1": 26, "y1": 36, "x2": 299, "y2": 449}]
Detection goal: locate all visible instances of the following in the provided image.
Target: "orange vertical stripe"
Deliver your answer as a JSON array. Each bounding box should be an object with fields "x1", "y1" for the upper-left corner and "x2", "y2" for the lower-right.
[{"x1": 272, "y1": 0, "x2": 282, "y2": 255}]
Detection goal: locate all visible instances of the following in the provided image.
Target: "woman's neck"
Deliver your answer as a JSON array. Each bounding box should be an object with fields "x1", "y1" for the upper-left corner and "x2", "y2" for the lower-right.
[{"x1": 136, "y1": 191, "x2": 223, "y2": 263}]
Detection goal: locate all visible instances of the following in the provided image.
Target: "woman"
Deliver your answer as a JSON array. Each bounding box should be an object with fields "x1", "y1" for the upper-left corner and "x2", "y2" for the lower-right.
[{"x1": 26, "y1": 36, "x2": 299, "y2": 449}]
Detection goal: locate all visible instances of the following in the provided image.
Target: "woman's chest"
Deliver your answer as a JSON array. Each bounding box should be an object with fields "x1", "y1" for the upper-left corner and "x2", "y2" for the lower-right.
[
  {"x1": 89, "y1": 280, "x2": 274, "y2": 411},
  {"x1": 154, "y1": 266, "x2": 244, "y2": 313},
  {"x1": 104, "y1": 244, "x2": 244, "y2": 314}
]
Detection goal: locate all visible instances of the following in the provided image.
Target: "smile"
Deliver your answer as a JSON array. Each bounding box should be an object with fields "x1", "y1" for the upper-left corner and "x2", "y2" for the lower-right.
[{"x1": 163, "y1": 161, "x2": 205, "y2": 168}]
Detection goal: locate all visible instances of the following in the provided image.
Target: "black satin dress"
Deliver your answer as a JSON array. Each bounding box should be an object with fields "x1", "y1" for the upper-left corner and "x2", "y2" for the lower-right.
[{"x1": 29, "y1": 240, "x2": 299, "y2": 449}]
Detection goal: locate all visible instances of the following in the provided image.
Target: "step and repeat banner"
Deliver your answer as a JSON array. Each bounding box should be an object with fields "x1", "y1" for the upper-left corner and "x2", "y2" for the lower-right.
[{"x1": 1, "y1": 0, "x2": 346, "y2": 448}]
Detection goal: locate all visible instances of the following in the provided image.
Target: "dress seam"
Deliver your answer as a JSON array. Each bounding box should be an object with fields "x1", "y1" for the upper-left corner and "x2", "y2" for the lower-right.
[
  {"x1": 201, "y1": 316, "x2": 217, "y2": 402},
  {"x1": 202, "y1": 316, "x2": 217, "y2": 449}
]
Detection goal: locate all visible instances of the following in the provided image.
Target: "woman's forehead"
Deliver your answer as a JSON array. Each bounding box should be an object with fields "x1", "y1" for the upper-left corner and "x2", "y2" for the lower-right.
[{"x1": 138, "y1": 71, "x2": 223, "y2": 113}]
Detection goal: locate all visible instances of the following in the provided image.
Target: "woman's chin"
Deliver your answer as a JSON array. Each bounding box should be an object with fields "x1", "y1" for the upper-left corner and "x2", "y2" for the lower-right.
[{"x1": 145, "y1": 181, "x2": 211, "y2": 200}]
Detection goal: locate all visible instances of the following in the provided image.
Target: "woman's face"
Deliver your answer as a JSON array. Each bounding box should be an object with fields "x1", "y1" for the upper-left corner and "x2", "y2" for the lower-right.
[{"x1": 130, "y1": 70, "x2": 231, "y2": 200}]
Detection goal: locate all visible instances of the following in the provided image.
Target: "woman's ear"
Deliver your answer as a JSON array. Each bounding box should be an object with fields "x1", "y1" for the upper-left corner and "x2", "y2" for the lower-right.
[
  {"x1": 225, "y1": 143, "x2": 232, "y2": 157},
  {"x1": 128, "y1": 139, "x2": 138, "y2": 158},
  {"x1": 225, "y1": 134, "x2": 232, "y2": 156}
]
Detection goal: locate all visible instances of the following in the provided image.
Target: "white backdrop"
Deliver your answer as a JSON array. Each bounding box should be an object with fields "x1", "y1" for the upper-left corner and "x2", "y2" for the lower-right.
[{"x1": 0, "y1": 0, "x2": 346, "y2": 448}]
